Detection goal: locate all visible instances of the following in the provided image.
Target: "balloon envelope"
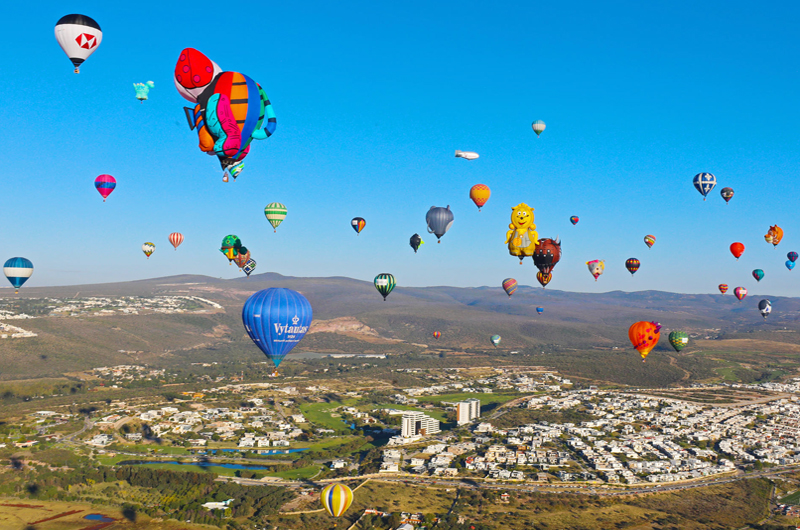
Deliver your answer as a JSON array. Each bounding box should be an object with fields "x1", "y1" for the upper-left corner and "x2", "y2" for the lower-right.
[
  {"x1": 374, "y1": 273, "x2": 396, "y2": 300},
  {"x1": 531, "y1": 120, "x2": 546, "y2": 136},
  {"x1": 320, "y1": 484, "x2": 353, "y2": 518},
  {"x1": 351, "y1": 217, "x2": 366, "y2": 234},
  {"x1": 668, "y1": 331, "x2": 689, "y2": 352},
  {"x1": 94, "y1": 174, "x2": 116, "y2": 201},
  {"x1": 469, "y1": 185, "x2": 491, "y2": 210},
  {"x1": 142, "y1": 242, "x2": 155, "y2": 258},
  {"x1": 168, "y1": 232, "x2": 184, "y2": 250},
  {"x1": 586, "y1": 260, "x2": 605, "y2": 280},
  {"x1": 718, "y1": 284, "x2": 728, "y2": 294},
  {"x1": 752, "y1": 269, "x2": 764, "y2": 282},
  {"x1": 629, "y1": 321, "x2": 661, "y2": 361},
  {"x1": 433, "y1": 331, "x2": 441, "y2": 339},
  {"x1": 3, "y1": 257, "x2": 33, "y2": 293},
  {"x1": 692, "y1": 172, "x2": 716, "y2": 199},
  {"x1": 426, "y1": 206, "x2": 454, "y2": 241},
  {"x1": 242, "y1": 288, "x2": 312, "y2": 369},
  {"x1": 734, "y1": 286, "x2": 747, "y2": 301},
  {"x1": 758, "y1": 299, "x2": 771, "y2": 319},
  {"x1": 787, "y1": 260, "x2": 796, "y2": 271},
  {"x1": 536, "y1": 307, "x2": 544, "y2": 314},
  {"x1": 502, "y1": 278, "x2": 517, "y2": 297},
  {"x1": 490, "y1": 335, "x2": 501, "y2": 346},
  {"x1": 644, "y1": 235, "x2": 656, "y2": 249},
  {"x1": 243, "y1": 258, "x2": 257, "y2": 277},
  {"x1": 409, "y1": 234, "x2": 424, "y2": 253},
  {"x1": 788, "y1": 252, "x2": 798, "y2": 263},
  {"x1": 265, "y1": 203, "x2": 287, "y2": 232},
  {"x1": 569, "y1": 216, "x2": 579, "y2": 225},
  {"x1": 625, "y1": 258, "x2": 640, "y2": 275},
  {"x1": 720, "y1": 187, "x2": 734, "y2": 203},
  {"x1": 765, "y1": 225, "x2": 784, "y2": 247},
  {"x1": 55, "y1": 14, "x2": 102, "y2": 73},
  {"x1": 730, "y1": 242, "x2": 745, "y2": 259}
]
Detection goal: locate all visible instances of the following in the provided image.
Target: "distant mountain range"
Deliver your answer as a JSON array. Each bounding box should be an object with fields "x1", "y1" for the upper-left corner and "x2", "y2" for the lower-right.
[{"x1": 1, "y1": 273, "x2": 798, "y2": 379}]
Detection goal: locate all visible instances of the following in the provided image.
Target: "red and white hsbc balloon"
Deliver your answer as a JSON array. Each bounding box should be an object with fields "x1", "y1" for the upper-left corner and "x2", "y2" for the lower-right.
[{"x1": 55, "y1": 14, "x2": 102, "y2": 73}]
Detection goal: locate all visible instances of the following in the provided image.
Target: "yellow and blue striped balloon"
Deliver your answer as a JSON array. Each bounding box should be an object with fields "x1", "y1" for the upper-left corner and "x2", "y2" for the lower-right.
[{"x1": 320, "y1": 483, "x2": 354, "y2": 517}]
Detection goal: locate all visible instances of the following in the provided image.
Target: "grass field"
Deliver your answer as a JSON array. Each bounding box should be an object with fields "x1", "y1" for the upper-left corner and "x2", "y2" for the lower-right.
[
  {"x1": 371, "y1": 403, "x2": 447, "y2": 422},
  {"x1": 299, "y1": 401, "x2": 356, "y2": 431},
  {"x1": 416, "y1": 392, "x2": 524, "y2": 407},
  {"x1": 270, "y1": 464, "x2": 321, "y2": 480}
]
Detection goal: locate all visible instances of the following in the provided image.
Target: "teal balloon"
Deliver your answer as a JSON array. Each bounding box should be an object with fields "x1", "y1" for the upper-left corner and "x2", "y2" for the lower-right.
[
  {"x1": 787, "y1": 260, "x2": 795, "y2": 271},
  {"x1": 752, "y1": 269, "x2": 764, "y2": 282}
]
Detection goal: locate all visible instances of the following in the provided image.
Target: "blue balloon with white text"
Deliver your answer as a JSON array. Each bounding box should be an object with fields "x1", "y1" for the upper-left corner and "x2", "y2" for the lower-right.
[{"x1": 242, "y1": 288, "x2": 312, "y2": 370}]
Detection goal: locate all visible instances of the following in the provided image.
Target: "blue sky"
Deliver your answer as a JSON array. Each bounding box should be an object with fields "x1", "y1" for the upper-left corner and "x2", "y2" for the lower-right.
[{"x1": 3, "y1": 1, "x2": 800, "y2": 296}]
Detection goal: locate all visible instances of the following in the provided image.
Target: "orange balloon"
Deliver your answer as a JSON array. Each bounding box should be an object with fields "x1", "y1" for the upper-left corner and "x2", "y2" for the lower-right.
[
  {"x1": 469, "y1": 184, "x2": 491, "y2": 211},
  {"x1": 628, "y1": 321, "x2": 662, "y2": 362},
  {"x1": 765, "y1": 225, "x2": 783, "y2": 247}
]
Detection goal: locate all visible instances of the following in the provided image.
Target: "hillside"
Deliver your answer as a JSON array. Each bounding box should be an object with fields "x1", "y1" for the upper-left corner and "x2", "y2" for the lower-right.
[{"x1": 0, "y1": 273, "x2": 797, "y2": 379}]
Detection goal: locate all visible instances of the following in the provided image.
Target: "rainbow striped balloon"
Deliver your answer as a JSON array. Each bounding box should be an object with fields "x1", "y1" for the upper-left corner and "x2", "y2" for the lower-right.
[
  {"x1": 320, "y1": 483, "x2": 353, "y2": 518},
  {"x1": 502, "y1": 278, "x2": 517, "y2": 297}
]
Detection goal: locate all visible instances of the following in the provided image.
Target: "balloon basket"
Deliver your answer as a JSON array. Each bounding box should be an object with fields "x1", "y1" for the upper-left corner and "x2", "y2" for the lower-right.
[{"x1": 74, "y1": 68, "x2": 80, "y2": 74}]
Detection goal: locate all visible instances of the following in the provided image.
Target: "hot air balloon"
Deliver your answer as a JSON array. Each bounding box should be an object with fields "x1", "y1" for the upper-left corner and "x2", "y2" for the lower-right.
[
  {"x1": 765, "y1": 225, "x2": 783, "y2": 247},
  {"x1": 536, "y1": 272, "x2": 552, "y2": 288},
  {"x1": 455, "y1": 150, "x2": 479, "y2": 160},
  {"x1": 410, "y1": 234, "x2": 424, "y2": 253},
  {"x1": 168, "y1": 232, "x2": 184, "y2": 250},
  {"x1": 586, "y1": 260, "x2": 605, "y2": 281},
  {"x1": 320, "y1": 484, "x2": 353, "y2": 518},
  {"x1": 94, "y1": 175, "x2": 116, "y2": 202},
  {"x1": 625, "y1": 258, "x2": 640, "y2": 275},
  {"x1": 175, "y1": 48, "x2": 276, "y2": 177},
  {"x1": 692, "y1": 173, "x2": 716, "y2": 200},
  {"x1": 719, "y1": 284, "x2": 728, "y2": 294},
  {"x1": 3, "y1": 258, "x2": 33, "y2": 294},
  {"x1": 243, "y1": 258, "x2": 256, "y2": 277},
  {"x1": 507, "y1": 203, "x2": 539, "y2": 263},
  {"x1": 233, "y1": 247, "x2": 251, "y2": 269},
  {"x1": 787, "y1": 260, "x2": 796, "y2": 271},
  {"x1": 242, "y1": 288, "x2": 312, "y2": 374},
  {"x1": 569, "y1": 216, "x2": 579, "y2": 225},
  {"x1": 629, "y1": 321, "x2": 661, "y2": 362},
  {"x1": 644, "y1": 235, "x2": 656, "y2": 249},
  {"x1": 533, "y1": 238, "x2": 561, "y2": 287},
  {"x1": 469, "y1": 185, "x2": 491, "y2": 211},
  {"x1": 734, "y1": 286, "x2": 747, "y2": 302},
  {"x1": 220, "y1": 235, "x2": 242, "y2": 263},
  {"x1": 265, "y1": 203, "x2": 287, "y2": 232},
  {"x1": 536, "y1": 307, "x2": 544, "y2": 315},
  {"x1": 142, "y1": 242, "x2": 155, "y2": 259},
  {"x1": 427, "y1": 206, "x2": 454, "y2": 243},
  {"x1": 788, "y1": 252, "x2": 798, "y2": 263},
  {"x1": 433, "y1": 331, "x2": 442, "y2": 340},
  {"x1": 502, "y1": 278, "x2": 518, "y2": 297},
  {"x1": 752, "y1": 269, "x2": 764, "y2": 282},
  {"x1": 758, "y1": 299, "x2": 771, "y2": 319},
  {"x1": 55, "y1": 15, "x2": 102, "y2": 73},
  {"x1": 490, "y1": 335, "x2": 501, "y2": 347},
  {"x1": 351, "y1": 217, "x2": 366, "y2": 235},
  {"x1": 720, "y1": 187, "x2": 734, "y2": 203},
  {"x1": 374, "y1": 273, "x2": 396, "y2": 301},
  {"x1": 730, "y1": 242, "x2": 745, "y2": 260},
  {"x1": 134, "y1": 81, "x2": 154, "y2": 102},
  {"x1": 668, "y1": 331, "x2": 689, "y2": 352},
  {"x1": 531, "y1": 120, "x2": 546, "y2": 137}
]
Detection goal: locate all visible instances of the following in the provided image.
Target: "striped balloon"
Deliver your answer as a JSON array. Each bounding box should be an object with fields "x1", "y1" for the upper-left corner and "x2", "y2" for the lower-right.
[
  {"x1": 320, "y1": 484, "x2": 353, "y2": 518},
  {"x1": 94, "y1": 174, "x2": 116, "y2": 202},
  {"x1": 3, "y1": 257, "x2": 33, "y2": 293},
  {"x1": 265, "y1": 203, "x2": 287, "y2": 232},
  {"x1": 718, "y1": 284, "x2": 728, "y2": 294},
  {"x1": 168, "y1": 232, "x2": 184, "y2": 250},
  {"x1": 433, "y1": 331, "x2": 442, "y2": 339},
  {"x1": 502, "y1": 278, "x2": 517, "y2": 297},
  {"x1": 531, "y1": 120, "x2": 546, "y2": 137},
  {"x1": 374, "y1": 273, "x2": 396, "y2": 301},
  {"x1": 625, "y1": 258, "x2": 640, "y2": 275}
]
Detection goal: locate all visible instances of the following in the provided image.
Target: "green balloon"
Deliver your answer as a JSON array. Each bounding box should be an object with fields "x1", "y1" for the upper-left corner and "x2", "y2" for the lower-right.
[
  {"x1": 374, "y1": 273, "x2": 396, "y2": 301},
  {"x1": 668, "y1": 331, "x2": 689, "y2": 352}
]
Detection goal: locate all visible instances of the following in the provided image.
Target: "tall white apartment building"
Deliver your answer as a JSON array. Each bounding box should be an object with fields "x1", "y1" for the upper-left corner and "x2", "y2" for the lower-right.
[
  {"x1": 401, "y1": 411, "x2": 441, "y2": 438},
  {"x1": 456, "y1": 398, "x2": 481, "y2": 425}
]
